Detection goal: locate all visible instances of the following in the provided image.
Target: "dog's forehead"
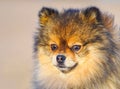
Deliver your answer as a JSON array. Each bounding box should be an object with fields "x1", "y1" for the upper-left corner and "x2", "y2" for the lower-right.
[
  {"x1": 49, "y1": 11, "x2": 96, "y2": 45},
  {"x1": 50, "y1": 25, "x2": 81, "y2": 45},
  {"x1": 55, "y1": 18, "x2": 80, "y2": 34}
]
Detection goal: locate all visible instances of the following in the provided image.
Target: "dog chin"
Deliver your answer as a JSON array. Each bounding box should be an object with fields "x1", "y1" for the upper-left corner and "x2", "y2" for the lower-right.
[{"x1": 56, "y1": 63, "x2": 78, "y2": 73}]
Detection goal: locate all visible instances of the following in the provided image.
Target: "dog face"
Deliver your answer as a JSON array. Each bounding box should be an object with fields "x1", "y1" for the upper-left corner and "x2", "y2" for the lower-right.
[
  {"x1": 35, "y1": 7, "x2": 114, "y2": 73},
  {"x1": 48, "y1": 32, "x2": 82, "y2": 72}
]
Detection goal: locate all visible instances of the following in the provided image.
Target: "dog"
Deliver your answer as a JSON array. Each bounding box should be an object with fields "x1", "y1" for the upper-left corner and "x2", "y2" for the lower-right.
[{"x1": 33, "y1": 6, "x2": 120, "y2": 89}]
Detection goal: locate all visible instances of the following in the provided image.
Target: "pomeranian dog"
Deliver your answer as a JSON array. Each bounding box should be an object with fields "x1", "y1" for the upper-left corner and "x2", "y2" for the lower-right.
[{"x1": 33, "y1": 6, "x2": 120, "y2": 89}]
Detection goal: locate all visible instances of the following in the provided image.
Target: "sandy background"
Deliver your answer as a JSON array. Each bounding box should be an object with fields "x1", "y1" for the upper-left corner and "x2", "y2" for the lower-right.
[{"x1": 0, "y1": 0, "x2": 120, "y2": 89}]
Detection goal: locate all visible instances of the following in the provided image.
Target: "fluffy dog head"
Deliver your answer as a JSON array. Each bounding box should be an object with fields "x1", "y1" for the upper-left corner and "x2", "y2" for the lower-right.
[
  {"x1": 35, "y1": 6, "x2": 116, "y2": 73},
  {"x1": 33, "y1": 6, "x2": 120, "y2": 89}
]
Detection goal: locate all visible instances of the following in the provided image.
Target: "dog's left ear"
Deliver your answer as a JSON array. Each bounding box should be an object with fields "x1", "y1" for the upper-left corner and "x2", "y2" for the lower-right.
[
  {"x1": 38, "y1": 7, "x2": 59, "y2": 27},
  {"x1": 80, "y1": 7, "x2": 102, "y2": 25}
]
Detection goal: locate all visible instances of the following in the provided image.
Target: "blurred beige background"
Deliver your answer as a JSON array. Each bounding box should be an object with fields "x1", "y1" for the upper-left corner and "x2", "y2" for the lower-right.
[{"x1": 0, "y1": 0, "x2": 120, "y2": 89}]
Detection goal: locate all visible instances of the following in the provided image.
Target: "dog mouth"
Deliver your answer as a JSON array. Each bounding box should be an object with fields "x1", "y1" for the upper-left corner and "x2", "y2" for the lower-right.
[{"x1": 56, "y1": 63, "x2": 78, "y2": 73}]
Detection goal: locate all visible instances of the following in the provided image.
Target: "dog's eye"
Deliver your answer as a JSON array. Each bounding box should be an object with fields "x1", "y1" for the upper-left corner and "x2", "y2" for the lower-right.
[
  {"x1": 51, "y1": 44, "x2": 58, "y2": 51},
  {"x1": 71, "y1": 45, "x2": 81, "y2": 52}
]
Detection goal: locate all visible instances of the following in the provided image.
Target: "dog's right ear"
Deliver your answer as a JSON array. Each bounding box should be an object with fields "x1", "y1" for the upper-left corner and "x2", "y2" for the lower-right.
[
  {"x1": 80, "y1": 7, "x2": 102, "y2": 25},
  {"x1": 38, "y1": 7, "x2": 59, "y2": 27}
]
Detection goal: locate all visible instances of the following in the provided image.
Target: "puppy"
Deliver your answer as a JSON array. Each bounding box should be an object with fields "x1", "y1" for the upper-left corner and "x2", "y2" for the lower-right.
[{"x1": 33, "y1": 6, "x2": 120, "y2": 89}]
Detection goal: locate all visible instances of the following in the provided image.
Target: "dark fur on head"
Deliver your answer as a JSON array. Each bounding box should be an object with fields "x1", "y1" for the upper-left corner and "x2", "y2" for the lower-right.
[{"x1": 34, "y1": 7, "x2": 114, "y2": 52}]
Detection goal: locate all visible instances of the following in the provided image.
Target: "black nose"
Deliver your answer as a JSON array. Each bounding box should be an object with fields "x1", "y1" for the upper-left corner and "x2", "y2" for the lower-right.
[{"x1": 56, "y1": 55, "x2": 66, "y2": 64}]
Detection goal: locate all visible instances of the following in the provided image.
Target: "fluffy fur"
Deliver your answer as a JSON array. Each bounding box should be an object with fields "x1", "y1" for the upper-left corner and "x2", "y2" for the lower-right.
[{"x1": 33, "y1": 6, "x2": 120, "y2": 89}]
